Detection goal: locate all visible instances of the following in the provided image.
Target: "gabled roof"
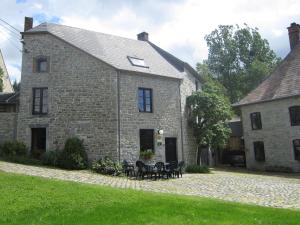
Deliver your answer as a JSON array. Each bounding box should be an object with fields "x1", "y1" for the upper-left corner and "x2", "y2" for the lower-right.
[
  {"x1": 235, "y1": 43, "x2": 300, "y2": 106},
  {"x1": 24, "y1": 23, "x2": 199, "y2": 80}
]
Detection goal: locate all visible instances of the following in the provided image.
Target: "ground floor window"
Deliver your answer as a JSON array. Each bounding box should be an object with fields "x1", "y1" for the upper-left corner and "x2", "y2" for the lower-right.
[
  {"x1": 31, "y1": 128, "x2": 46, "y2": 158},
  {"x1": 293, "y1": 139, "x2": 300, "y2": 161},
  {"x1": 254, "y1": 141, "x2": 265, "y2": 162},
  {"x1": 139, "y1": 129, "x2": 154, "y2": 151}
]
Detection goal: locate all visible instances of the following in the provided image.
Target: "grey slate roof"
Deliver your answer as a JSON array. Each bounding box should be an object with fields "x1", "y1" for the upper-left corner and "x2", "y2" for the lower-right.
[
  {"x1": 24, "y1": 23, "x2": 198, "y2": 79},
  {"x1": 0, "y1": 92, "x2": 18, "y2": 104},
  {"x1": 235, "y1": 43, "x2": 300, "y2": 106}
]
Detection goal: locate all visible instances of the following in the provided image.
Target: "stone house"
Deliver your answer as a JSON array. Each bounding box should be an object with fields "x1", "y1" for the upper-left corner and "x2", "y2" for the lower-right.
[
  {"x1": 234, "y1": 23, "x2": 300, "y2": 172},
  {"x1": 9, "y1": 17, "x2": 201, "y2": 164}
]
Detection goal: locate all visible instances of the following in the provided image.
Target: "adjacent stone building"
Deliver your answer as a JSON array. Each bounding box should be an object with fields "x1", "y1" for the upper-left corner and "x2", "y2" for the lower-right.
[
  {"x1": 16, "y1": 17, "x2": 201, "y2": 164},
  {"x1": 234, "y1": 23, "x2": 300, "y2": 172}
]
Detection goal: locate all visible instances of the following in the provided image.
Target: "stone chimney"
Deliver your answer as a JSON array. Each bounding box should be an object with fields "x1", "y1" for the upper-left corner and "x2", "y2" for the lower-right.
[
  {"x1": 287, "y1": 22, "x2": 300, "y2": 50},
  {"x1": 137, "y1": 32, "x2": 149, "y2": 41},
  {"x1": 24, "y1": 17, "x2": 33, "y2": 32}
]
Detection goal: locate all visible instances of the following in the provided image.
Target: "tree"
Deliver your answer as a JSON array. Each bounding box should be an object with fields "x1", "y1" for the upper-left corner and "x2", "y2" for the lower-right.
[
  {"x1": 13, "y1": 80, "x2": 20, "y2": 92},
  {"x1": 203, "y1": 24, "x2": 281, "y2": 103},
  {"x1": 0, "y1": 67, "x2": 3, "y2": 92},
  {"x1": 186, "y1": 77, "x2": 233, "y2": 161}
]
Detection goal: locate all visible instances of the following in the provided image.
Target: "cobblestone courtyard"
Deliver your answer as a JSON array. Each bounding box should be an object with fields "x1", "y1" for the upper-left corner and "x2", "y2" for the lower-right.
[{"x1": 1, "y1": 161, "x2": 299, "y2": 209}]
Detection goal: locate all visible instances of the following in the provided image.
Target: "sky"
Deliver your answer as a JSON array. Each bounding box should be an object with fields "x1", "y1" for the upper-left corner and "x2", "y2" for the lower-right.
[{"x1": 1, "y1": 0, "x2": 300, "y2": 83}]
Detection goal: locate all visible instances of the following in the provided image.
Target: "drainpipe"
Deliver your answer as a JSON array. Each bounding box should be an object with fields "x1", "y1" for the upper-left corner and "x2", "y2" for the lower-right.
[
  {"x1": 117, "y1": 70, "x2": 121, "y2": 162},
  {"x1": 178, "y1": 80, "x2": 184, "y2": 162}
]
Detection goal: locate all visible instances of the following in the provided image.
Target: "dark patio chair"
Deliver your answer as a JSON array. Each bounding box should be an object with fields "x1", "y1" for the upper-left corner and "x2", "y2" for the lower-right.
[
  {"x1": 174, "y1": 161, "x2": 184, "y2": 178},
  {"x1": 165, "y1": 161, "x2": 177, "y2": 178},
  {"x1": 153, "y1": 162, "x2": 166, "y2": 179},
  {"x1": 122, "y1": 160, "x2": 135, "y2": 177},
  {"x1": 135, "y1": 160, "x2": 148, "y2": 179}
]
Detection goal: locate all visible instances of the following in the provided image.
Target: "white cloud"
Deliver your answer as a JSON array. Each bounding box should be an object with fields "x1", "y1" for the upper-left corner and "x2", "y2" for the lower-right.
[{"x1": 1, "y1": 0, "x2": 300, "y2": 83}]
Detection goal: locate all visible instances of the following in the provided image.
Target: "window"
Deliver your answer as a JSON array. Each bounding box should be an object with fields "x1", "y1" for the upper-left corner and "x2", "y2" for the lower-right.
[
  {"x1": 128, "y1": 56, "x2": 148, "y2": 68},
  {"x1": 32, "y1": 88, "x2": 48, "y2": 115},
  {"x1": 250, "y1": 112, "x2": 262, "y2": 130},
  {"x1": 34, "y1": 56, "x2": 49, "y2": 73},
  {"x1": 289, "y1": 106, "x2": 300, "y2": 126},
  {"x1": 253, "y1": 141, "x2": 265, "y2": 162},
  {"x1": 140, "y1": 129, "x2": 154, "y2": 151},
  {"x1": 138, "y1": 88, "x2": 152, "y2": 113},
  {"x1": 293, "y1": 139, "x2": 300, "y2": 161}
]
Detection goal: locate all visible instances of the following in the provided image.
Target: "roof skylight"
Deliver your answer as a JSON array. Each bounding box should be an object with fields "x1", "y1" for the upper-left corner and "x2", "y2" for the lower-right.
[{"x1": 127, "y1": 56, "x2": 149, "y2": 68}]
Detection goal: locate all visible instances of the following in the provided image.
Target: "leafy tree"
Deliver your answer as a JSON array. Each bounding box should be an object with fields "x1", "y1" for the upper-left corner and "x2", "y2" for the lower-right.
[
  {"x1": 203, "y1": 24, "x2": 281, "y2": 103},
  {"x1": 12, "y1": 80, "x2": 20, "y2": 92},
  {"x1": 186, "y1": 77, "x2": 232, "y2": 156},
  {"x1": 0, "y1": 67, "x2": 3, "y2": 92}
]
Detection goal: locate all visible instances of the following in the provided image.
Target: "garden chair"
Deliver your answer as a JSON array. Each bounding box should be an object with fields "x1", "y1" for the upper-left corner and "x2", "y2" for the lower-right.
[
  {"x1": 122, "y1": 160, "x2": 135, "y2": 177},
  {"x1": 174, "y1": 161, "x2": 185, "y2": 178},
  {"x1": 165, "y1": 161, "x2": 177, "y2": 178},
  {"x1": 153, "y1": 162, "x2": 166, "y2": 179},
  {"x1": 135, "y1": 160, "x2": 148, "y2": 179}
]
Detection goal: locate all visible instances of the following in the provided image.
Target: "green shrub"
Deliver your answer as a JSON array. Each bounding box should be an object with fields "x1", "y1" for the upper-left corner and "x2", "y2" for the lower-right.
[
  {"x1": 0, "y1": 140, "x2": 28, "y2": 157},
  {"x1": 41, "y1": 150, "x2": 61, "y2": 167},
  {"x1": 140, "y1": 149, "x2": 154, "y2": 161},
  {"x1": 0, "y1": 155, "x2": 42, "y2": 165},
  {"x1": 92, "y1": 157, "x2": 122, "y2": 176},
  {"x1": 185, "y1": 165, "x2": 210, "y2": 173},
  {"x1": 59, "y1": 137, "x2": 88, "y2": 170}
]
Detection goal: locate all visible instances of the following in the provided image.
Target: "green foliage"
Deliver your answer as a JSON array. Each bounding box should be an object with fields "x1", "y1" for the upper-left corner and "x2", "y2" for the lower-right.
[
  {"x1": 12, "y1": 80, "x2": 20, "y2": 92},
  {"x1": 202, "y1": 24, "x2": 281, "y2": 103},
  {"x1": 0, "y1": 67, "x2": 3, "y2": 92},
  {"x1": 41, "y1": 150, "x2": 61, "y2": 167},
  {"x1": 186, "y1": 78, "x2": 232, "y2": 149},
  {"x1": 0, "y1": 155, "x2": 42, "y2": 166},
  {"x1": 140, "y1": 149, "x2": 155, "y2": 160},
  {"x1": 92, "y1": 156, "x2": 122, "y2": 176},
  {"x1": 0, "y1": 140, "x2": 27, "y2": 156},
  {"x1": 59, "y1": 137, "x2": 88, "y2": 170},
  {"x1": 185, "y1": 165, "x2": 210, "y2": 173}
]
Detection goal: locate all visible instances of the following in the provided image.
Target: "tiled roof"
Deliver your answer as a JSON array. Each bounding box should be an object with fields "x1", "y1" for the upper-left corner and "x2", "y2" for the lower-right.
[
  {"x1": 24, "y1": 23, "x2": 199, "y2": 79},
  {"x1": 235, "y1": 43, "x2": 300, "y2": 106}
]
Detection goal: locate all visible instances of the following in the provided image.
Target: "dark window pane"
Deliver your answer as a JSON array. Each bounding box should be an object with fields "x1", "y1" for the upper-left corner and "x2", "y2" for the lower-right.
[
  {"x1": 254, "y1": 141, "x2": 265, "y2": 162},
  {"x1": 289, "y1": 106, "x2": 300, "y2": 126},
  {"x1": 33, "y1": 88, "x2": 48, "y2": 115},
  {"x1": 140, "y1": 129, "x2": 154, "y2": 151},
  {"x1": 138, "y1": 88, "x2": 152, "y2": 113},
  {"x1": 250, "y1": 112, "x2": 262, "y2": 130},
  {"x1": 37, "y1": 58, "x2": 48, "y2": 72}
]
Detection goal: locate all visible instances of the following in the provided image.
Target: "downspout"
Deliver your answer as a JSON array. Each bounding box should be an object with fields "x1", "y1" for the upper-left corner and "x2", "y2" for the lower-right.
[
  {"x1": 178, "y1": 80, "x2": 184, "y2": 162},
  {"x1": 117, "y1": 70, "x2": 121, "y2": 162}
]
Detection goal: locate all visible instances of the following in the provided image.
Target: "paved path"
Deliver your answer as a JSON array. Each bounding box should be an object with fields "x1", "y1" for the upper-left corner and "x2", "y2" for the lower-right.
[{"x1": 1, "y1": 161, "x2": 300, "y2": 209}]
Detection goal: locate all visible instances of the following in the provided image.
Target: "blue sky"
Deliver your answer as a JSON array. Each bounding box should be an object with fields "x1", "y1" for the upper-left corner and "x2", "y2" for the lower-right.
[{"x1": 1, "y1": 0, "x2": 300, "y2": 82}]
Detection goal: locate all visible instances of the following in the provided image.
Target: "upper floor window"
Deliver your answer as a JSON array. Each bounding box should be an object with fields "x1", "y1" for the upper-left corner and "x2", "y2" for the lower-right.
[
  {"x1": 34, "y1": 56, "x2": 49, "y2": 73},
  {"x1": 32, "y1": 88, "x2": 48, "y2": 115},
  {"x1": 293, "y1": 139, "x2": 300, "y2": 161},
  {"x1": 250, "y1": 112, "x2": 262, "y2": 130},
  {"x1": 253, "y1": 141, "x2": 265, "y2": 162},
  {"x1": 138, "y1": 88, "x2": 152, "y2": 113},
  {"x1": 289, "y1": 106, "x2": 300, "y2": 126}
]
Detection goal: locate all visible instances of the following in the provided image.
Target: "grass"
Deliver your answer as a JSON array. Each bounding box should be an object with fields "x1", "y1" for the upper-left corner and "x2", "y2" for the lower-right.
[{"x1": 0, "y1": 171, "x2": 299, "y2": 225}]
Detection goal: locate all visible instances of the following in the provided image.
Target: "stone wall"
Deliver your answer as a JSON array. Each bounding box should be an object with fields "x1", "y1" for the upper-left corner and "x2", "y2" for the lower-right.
[
  {"x1": 241, "y1": 96, "x2": 300, "y2": 172},
  {"x1": 180, "y1": 69, "x2": 200, "y2": 165},
  {"x1": 119, "y1": 71, "x2": 182, "y2": 163},
  {"x1": 18, "y1": 33, "x2": 118, "y2": 161},
  {"x1": 0, "y1": 113, "x2": 17, "y2": 144}
]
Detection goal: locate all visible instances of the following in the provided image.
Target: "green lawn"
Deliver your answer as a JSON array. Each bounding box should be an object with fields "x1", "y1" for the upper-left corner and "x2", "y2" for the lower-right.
[{"x1": 0, "y1": 171, "x2": 299, "y2": 225}]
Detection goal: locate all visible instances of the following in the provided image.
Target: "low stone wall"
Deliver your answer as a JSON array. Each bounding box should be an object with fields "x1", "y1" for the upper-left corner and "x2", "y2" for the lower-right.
[{"x1": 0, "y1": 113, "x2": 17, "y2": 144}]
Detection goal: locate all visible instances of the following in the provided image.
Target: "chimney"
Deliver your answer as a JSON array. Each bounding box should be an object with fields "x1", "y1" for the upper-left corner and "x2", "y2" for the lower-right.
[
  {"x1": 24, "y1": 17, "x2": 33, "y2": 32},
  {"x1": 137, "y1": 32, "x2": 149, "y2": 41},
  {"x1": 287, "y1": 22, "x2": 300, "y2": 50}
]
